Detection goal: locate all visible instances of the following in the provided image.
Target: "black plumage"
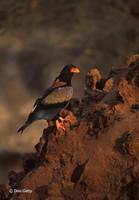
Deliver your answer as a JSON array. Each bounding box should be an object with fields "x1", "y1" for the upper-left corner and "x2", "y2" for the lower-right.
[{"x1": 17, "y1": 64, "x2": 80, "y2": 133}]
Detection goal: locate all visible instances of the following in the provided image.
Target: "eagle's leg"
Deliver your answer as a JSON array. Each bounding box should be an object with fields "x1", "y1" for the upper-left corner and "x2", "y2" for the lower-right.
[
  {"x1": 59, "y1": 116, "x2": 73, "y2": 125},
  {"x1": 56, "y1": 117, "x2": 66, "y2": 131}
]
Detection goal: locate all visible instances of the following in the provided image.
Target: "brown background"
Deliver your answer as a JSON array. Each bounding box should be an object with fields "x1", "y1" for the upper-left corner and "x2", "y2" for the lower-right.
[{"x1": 0, "y1": 0, "x2": 139, "y2": 183}]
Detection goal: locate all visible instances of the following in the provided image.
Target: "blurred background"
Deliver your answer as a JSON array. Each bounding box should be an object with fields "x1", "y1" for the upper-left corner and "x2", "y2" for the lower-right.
[{"x1": 0, "y1": 0, "x2": 139, "y2": 184}]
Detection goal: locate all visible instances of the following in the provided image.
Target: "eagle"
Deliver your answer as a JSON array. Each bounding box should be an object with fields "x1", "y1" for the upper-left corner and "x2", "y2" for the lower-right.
[{"x1": 17, "y1": 64, "x2": 80, "y2": 133}]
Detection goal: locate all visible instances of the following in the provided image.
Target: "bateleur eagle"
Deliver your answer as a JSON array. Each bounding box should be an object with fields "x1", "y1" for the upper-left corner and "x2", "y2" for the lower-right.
[{"x1": 17, "y1": 64, "x2": 80, "y2": 133}]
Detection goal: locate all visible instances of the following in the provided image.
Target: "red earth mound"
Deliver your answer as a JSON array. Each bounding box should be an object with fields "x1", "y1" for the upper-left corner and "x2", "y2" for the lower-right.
[{"x1": 1, "y1": 55, "x2": 139, "y2": 200}]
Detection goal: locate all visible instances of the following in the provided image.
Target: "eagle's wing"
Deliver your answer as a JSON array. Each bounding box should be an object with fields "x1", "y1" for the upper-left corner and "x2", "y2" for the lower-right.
[
  {"x1": 33, "y1": 79, "x2": 72, "y2": 107},
  {"x1": 42, "y1": 86, "x2": 73, "y2": 105},
  {"x1": 33, "y1": 87, "x2": 52, "y2": 107}
]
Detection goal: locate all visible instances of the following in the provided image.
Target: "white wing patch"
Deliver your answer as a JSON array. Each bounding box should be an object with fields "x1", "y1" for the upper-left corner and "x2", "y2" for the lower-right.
[{"x1": 43, "y1": 86, "x2": 73, "y2": 104}]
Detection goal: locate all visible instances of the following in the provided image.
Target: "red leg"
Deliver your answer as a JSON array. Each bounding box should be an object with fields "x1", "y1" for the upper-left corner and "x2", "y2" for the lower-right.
[{"x1": 56, "y1": 117, "x2": 65, "y2": 131}]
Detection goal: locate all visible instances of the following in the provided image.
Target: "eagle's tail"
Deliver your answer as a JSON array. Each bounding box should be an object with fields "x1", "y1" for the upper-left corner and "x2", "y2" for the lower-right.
[
  {"x1": 17, "y1": 111, "x2": 35, "y2": 134},
  {"x1": 17, "y1": 122, "x2": 30, "y2": 134},
  {"x1": 17, "y1": 107, "x2": 45, "y2": 133}
]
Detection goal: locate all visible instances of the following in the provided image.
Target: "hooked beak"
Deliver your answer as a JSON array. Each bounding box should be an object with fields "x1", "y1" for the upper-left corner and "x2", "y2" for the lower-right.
[{"x1": 70, "y1": 67, "x2": 80, "y2": 73}]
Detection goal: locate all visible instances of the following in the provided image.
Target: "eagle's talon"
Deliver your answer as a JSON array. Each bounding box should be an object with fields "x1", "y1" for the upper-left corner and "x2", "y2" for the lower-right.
[{"x1": 56, "y1": 118, "x2": 66, "y2": 132}]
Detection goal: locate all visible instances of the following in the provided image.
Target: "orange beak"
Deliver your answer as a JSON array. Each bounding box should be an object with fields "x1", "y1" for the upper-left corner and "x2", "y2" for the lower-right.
[{"x1": 70, "y1": 67, "x2": 80, "y2": 73}]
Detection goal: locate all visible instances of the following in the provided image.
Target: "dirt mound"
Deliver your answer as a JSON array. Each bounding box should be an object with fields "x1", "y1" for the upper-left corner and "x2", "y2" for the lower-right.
[{"x1": 2, "y1": 55, "x2": 139, "y2": 200}]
